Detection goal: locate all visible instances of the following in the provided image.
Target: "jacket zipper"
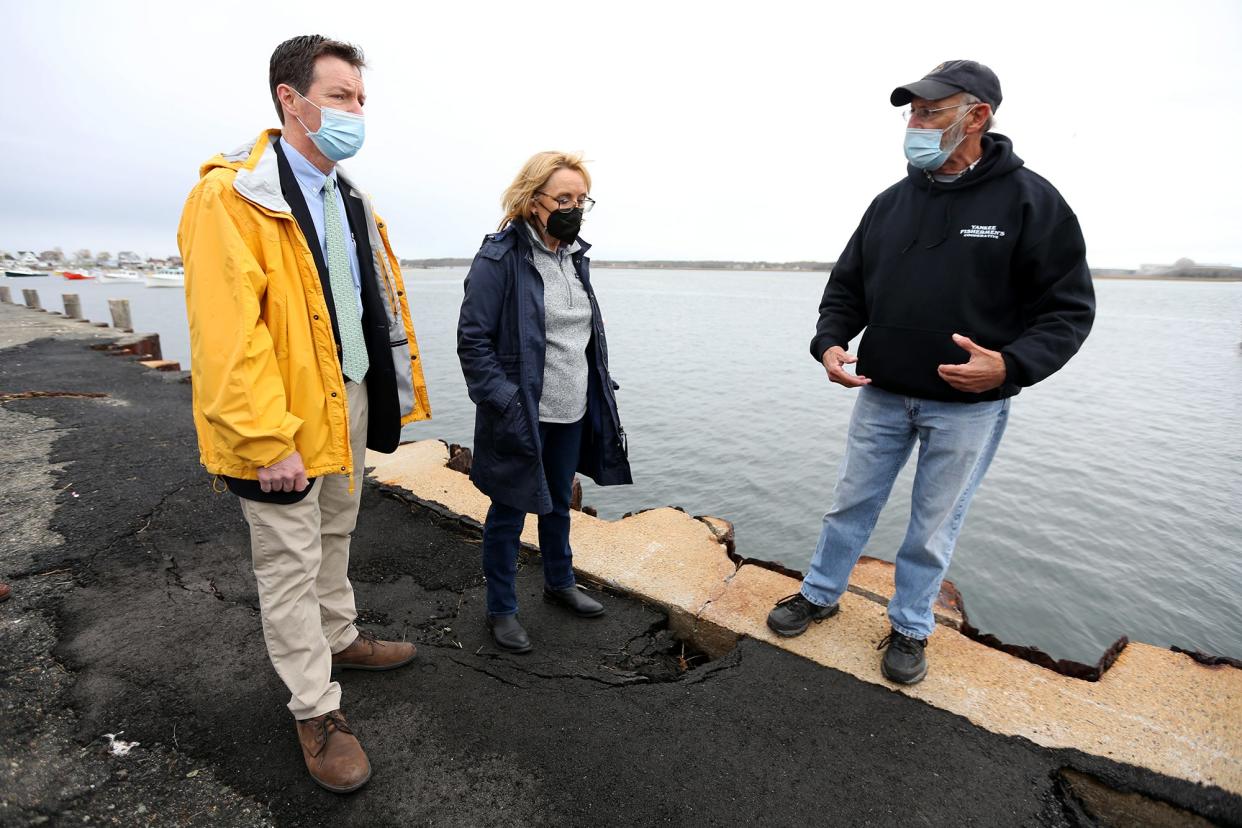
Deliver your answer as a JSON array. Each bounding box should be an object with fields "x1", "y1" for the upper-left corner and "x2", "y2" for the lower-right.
[
  {"x1": 250, "y1": 203, "x2": 354, "y2": 480},
  {"x1": 586, "y1": 288, "x2": 626, "y2": 456}
]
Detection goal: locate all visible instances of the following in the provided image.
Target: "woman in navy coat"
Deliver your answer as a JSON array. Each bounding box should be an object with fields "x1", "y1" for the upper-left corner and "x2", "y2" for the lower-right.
[{"x1": 457, "y1": 151, "x2": 631, "y2": 653}]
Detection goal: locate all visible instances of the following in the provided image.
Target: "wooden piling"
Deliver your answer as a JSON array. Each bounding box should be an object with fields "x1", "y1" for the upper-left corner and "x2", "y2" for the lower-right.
[
  {"x1": 63, "y1": 293, "x2": 83, "y2": 319},
  {"x1": 108, "y1": 298, "x2": 133, "y2": 331},
  {"x1": 23, "y1": 289, "x2": 42, "y2": 310},
  {"x1": 0, "y1": 286, "x2": 11, "y2": 303}
]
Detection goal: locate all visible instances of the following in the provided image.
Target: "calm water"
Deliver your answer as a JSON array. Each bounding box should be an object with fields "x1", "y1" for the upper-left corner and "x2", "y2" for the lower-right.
[{"x1": 10, "y1": 271, "x2": 1239, "y2": 662}]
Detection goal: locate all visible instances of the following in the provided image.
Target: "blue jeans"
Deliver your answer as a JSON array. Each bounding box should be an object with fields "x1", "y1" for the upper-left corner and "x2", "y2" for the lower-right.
[
  {"x1": 800, "y1": 386, "x2": 1010, "y2": 640},
  {"x1": 481, "y1": 418, "x2": 583, "y2": 616}
]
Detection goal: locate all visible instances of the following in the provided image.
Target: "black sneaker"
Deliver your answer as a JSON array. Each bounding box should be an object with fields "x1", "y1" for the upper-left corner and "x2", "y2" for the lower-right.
[
  {"x1": 766, "y1": 593, "x2": 839, "y2": 637},
  {"x1": 878, "y1": 628, "x2": 928, "y2": 684}
]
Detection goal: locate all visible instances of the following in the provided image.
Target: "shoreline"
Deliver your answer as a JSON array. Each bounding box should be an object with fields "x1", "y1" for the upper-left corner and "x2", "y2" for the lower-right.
[
  {"x1": 4, "y1": 281, "x2": 1238, "y2": 661},
  {"x1": 395, "y1": 265, "x2": 1242, "y2": 281},
  {"x1": 1091, "y1": 273, "x2": 1242, "y2": 282},
  {"x1": 0, "y1": 299, "x2": 1239, "y2": 824},
  {"x1": 6, "y1": 267, "x2": 1241, "y2": 282}
]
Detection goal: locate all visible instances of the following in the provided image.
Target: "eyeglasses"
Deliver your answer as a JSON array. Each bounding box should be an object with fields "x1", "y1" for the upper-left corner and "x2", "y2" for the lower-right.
[
  {"x1": 901, "y1": 102, "x2": 976, "y2": 122},
  {"x1": 536, "y1": 192, "x2": 596, "y2": 213}
]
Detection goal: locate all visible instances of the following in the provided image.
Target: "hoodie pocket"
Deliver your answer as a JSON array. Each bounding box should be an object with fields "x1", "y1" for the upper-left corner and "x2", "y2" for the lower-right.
[{"x1": 856, "y1": 324, "x2": 975, "y2": 398}]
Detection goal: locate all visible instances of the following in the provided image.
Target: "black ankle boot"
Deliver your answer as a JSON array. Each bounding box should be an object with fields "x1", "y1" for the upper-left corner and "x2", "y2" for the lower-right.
[
  {"x1": 543, "y1": 585, "x2": 605, "y2": 617},
  {"x1": 487, "y1": 613, "x2": 533, "y2": 653}
]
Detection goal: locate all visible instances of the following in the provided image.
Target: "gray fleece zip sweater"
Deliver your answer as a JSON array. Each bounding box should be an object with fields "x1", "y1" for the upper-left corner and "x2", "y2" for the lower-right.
[{"x1": 526, "y1": 223, "x2": 591, "y2": 423}]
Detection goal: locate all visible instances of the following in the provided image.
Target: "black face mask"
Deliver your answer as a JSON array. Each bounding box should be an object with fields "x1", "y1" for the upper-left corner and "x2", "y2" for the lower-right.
[{"x1": 543, "y1": 207, "x2": 584, "y2": 243}]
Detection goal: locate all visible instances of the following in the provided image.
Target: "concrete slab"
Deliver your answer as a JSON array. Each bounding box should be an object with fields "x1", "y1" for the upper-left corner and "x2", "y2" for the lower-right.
[
  {"x1": 848, "y1": 555, "x2": 964, "y2": 629},
  {"x1": 137, "y1": 359, "x2": 181, "y2": 371},
  {"x1": 368, "y1": 437, "x2": 1242, "y2": 799},
  {"x1": 0, "y1": 300, "x2": 118, "y2": 349},
  {"x1": 702, "y1": 564, "x2": 1242, "y2": 795},
  {"x1": 368, "y1": 443, "x2": 739, "y2": 645}
]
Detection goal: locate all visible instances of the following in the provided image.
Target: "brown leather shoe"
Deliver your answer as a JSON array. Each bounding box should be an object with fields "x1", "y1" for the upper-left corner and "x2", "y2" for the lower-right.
[
  {"x1": 295, "y1": 710, "x2": 371, "y2": 793},
  {"x1": 331, "y1": 629, "x2": 417, "y2": 672}
]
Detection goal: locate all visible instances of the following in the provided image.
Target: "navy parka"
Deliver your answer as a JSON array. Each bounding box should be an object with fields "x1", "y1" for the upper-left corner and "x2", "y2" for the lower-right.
[{"x1": 457, "y1": 221, "x2": 632, "y2": 514}]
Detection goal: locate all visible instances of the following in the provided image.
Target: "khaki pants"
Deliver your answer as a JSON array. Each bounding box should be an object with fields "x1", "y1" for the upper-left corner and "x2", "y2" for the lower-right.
[{"x1": 239, "y1": 380, "x2": 368, "y2": 720}]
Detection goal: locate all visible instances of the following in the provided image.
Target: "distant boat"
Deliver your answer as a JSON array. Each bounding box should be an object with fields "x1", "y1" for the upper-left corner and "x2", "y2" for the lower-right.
[
  {"x1": 4, "y1": 269, "x2": 44, "y2": 277},
  {"x1": 62, "y1": 270, "x2": 95, "y2": 280},
  {"x1": 98, "y1": 270, "x2": 143, "y2": 284},
  {"x1": 145, "y1": 268, "x2": 184, "y2": 288}
]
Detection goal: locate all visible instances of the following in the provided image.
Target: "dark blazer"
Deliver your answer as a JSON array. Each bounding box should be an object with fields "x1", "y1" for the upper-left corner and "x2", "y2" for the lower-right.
[
  {"x1": 457, "y1": 221, "x2": 631, "y2": 515},
  {"x1": 226, "y1": 141, "x2": 406, "y2": 503}
]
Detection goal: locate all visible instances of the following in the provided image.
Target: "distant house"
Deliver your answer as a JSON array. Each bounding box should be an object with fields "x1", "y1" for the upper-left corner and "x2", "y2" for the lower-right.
[
  {"x1": 17, "y1": 251, "x2": 40, "y2": 267},
  {"x1": 116, "y1": 250, "x2": 144, "y2": 268},
  {"x1": 1139, "y1": 258, "x2": 1242, "y2": 279}
]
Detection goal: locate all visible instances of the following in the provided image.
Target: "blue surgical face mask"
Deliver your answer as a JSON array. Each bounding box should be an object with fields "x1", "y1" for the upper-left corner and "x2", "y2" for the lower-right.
[
  {"x1": 903, "y1": 105, "x2": 975, "y2": 171},
  {"x1": 293, "y1": 89, "x2": 365, "y2": 162}
]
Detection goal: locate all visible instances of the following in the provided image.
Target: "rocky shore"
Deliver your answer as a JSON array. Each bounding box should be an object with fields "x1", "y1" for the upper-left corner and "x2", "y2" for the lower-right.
[{"x1": 0, "y1": 299, "x2": 1239, "y2": 827}]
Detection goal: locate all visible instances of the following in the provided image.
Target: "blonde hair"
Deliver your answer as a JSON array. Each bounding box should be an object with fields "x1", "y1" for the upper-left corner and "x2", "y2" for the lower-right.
[{"x1": 499, "y1": 151, "x2": 592, "y2": 230}]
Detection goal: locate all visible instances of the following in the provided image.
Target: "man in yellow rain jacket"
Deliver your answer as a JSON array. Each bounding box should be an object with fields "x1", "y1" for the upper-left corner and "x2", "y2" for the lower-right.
[{"x1": 178, "y1": 35, "x2": 430, "y2": 794}]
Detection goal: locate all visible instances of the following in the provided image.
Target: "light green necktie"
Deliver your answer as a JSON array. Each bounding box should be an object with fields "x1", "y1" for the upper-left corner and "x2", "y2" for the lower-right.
[{"x1": 322, "y1": 177, "x2": 369, "y2": 383}]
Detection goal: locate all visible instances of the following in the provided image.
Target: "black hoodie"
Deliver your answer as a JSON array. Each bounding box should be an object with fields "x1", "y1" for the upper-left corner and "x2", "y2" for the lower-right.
[{"x1": 810, "y1": 133, "x2": 1095, "y2": 402}]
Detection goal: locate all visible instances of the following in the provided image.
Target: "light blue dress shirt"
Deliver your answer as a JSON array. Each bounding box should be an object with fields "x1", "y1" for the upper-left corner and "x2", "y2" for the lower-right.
[{"x1": 280, "y1": 138, "x2": 363, "y2": 317}]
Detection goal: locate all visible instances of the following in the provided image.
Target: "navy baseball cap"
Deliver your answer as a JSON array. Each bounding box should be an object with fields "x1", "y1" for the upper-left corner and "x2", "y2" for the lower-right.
[{"x1": 890, "y1": 60, "x2": 1002, "y2": 111}]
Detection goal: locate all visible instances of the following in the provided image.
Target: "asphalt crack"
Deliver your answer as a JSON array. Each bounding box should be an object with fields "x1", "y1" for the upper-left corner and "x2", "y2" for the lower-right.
[{"x1": 446, "y1": 654, "x2": 530, "y2": 689}]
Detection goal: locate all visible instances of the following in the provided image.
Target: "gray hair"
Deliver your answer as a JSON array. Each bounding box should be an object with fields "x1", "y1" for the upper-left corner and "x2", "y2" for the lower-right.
[{"x1": 960, "y1": 93, "x2": 994, "y2": 132}]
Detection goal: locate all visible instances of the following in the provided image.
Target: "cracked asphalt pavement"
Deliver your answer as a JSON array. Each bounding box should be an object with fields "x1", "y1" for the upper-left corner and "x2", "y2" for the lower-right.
[{"x1": 1, "y1": 325, "x2": 1239, "y2": 826}]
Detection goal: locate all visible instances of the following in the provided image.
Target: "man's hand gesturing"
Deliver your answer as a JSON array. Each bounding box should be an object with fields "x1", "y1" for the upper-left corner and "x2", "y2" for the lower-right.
[
  {"x1": 937, "y1": 334, "x2": 1007, "y2": 393},
  {"x1": 822, "y1": 346, "x2": 871, "y2": 388}
]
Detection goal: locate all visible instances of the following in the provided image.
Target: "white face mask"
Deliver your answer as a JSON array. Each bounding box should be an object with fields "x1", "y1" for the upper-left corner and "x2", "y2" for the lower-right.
[{"x1": 292, "y1": 88, "x2": 366, "y2": 162}]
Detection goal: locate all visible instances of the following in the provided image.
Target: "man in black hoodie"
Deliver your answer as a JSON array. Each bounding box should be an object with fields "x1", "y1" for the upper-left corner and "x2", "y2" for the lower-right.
[{"x1": 766, "y1": 60, "x2": 1094, "y2": 685}]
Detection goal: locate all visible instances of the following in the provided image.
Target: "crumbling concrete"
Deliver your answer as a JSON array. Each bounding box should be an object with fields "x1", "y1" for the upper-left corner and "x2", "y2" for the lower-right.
[
  {"x1": 2, "y1": 301, "x2": 1240, "y2": 826},
  {"x1": 368, "y1": 436, "x2": 1242, "y2": 800}
]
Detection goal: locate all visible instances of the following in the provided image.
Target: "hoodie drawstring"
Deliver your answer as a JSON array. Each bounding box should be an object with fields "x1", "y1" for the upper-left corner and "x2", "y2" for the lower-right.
[
  {"x1": 902, "y1": 175, "x2": 956, "y2": 252},
  {"x1": 925, "y1": 192, "x2": 954, "y2": 250},
  {"x1": 901, "y1": 189, "x2": 929, "y2": 254}
]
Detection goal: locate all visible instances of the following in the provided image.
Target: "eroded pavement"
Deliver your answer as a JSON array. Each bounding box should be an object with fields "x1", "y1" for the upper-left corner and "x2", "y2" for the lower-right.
[{"x1": 1, "y1": 310, "x2": 1238, "y2": 826}]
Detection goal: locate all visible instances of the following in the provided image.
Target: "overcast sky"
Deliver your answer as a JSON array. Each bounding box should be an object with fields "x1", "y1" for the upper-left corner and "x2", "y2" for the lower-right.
[{"x1": 3, "y1": 1, "x2": 1240, "y2": 267}]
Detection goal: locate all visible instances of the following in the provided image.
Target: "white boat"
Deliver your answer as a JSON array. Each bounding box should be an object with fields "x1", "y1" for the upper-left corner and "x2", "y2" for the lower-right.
[
  {"x1": 98, "y1": 270, "x2": 143, "y2": 284},
  {"x1": 145, "y1": 267, "x2": 185, "y2": 288},
  {"x1": 4, "y1": 269, "x2": 45, "y2": 278}
]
